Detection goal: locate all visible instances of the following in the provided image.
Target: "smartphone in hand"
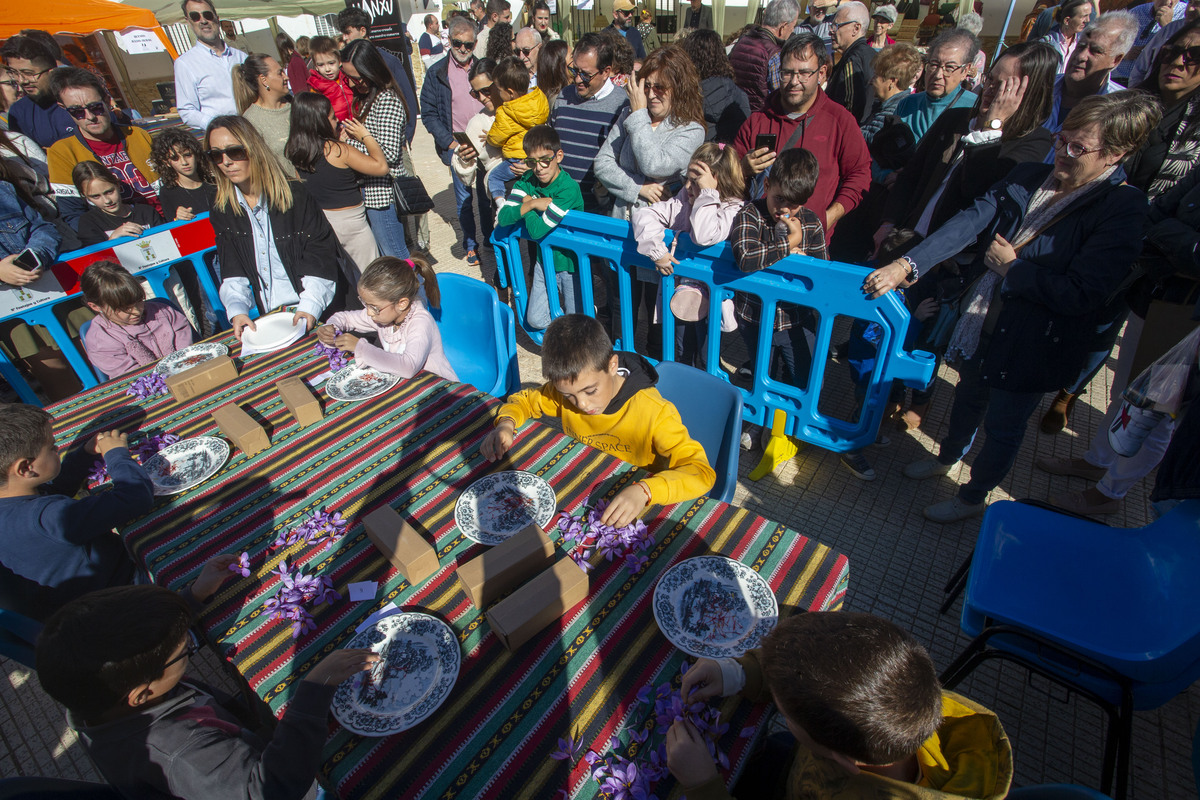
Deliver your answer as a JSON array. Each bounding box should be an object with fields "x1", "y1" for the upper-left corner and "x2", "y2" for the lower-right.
[
  {"x1": 13, "y1": 248, "x2": 44, "y2": 271},
  {"x1": 754, "y1": 133, "x2": 778, "y2": 153},
  {"x1": 452, "y1": 131, "x2": 473, "y2": 148}
]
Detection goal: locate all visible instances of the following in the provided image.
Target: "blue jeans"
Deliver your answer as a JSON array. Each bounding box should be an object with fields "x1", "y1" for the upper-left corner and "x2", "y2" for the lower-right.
[
  {"x1": 487, "y1": 158, "x2": 518, "y2": 203},
  {"x1": 452, "y1": 167, "x2": 493, "y2": 252},
  {"x1": 527, "y1": 266, "x2": 579, "y2": 330},
  {"x1": 364, "y1": 204, "x2": 410, "y2": 260},
  {"x1": 936, "y1": 357, "x2": 1045, "y2": 505}
]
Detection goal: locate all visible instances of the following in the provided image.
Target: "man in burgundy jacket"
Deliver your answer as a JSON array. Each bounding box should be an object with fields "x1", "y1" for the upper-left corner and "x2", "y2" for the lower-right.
[{"x1": 733, "y1": 32, "x2": 873, "y2": 241}]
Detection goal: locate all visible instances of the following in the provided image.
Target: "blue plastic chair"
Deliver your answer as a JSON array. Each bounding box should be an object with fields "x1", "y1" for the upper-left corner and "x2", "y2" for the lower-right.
[
  {"x1": 940, "y1": 500, "x2": 1200, "y2": 800},
  {"x1": 1008, "y1": 786, "x2": 1113, "y2": 800},
  {"x1": 433, "y1": 273, "x2": 519, "y2": 398},
  {"x1": 0, "y1": 608, "x2": 42, "y2": 669},
  {"x1": 653, "y1": 360, "x2": 744, "y2": 504}
]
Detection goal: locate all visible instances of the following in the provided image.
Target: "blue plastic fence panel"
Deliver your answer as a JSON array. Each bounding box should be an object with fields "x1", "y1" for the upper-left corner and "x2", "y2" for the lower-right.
[
  {"x1": 0, "y1": 216, "x2": 223, "y2": 405},
  {"x1": 492, "y1": 211, "x2": 935, "y2": 453}
]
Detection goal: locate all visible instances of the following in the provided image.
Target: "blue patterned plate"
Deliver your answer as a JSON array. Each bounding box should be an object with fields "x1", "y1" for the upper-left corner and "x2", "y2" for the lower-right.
[
  {"x1": 652, "y1": 556, "x2": 778, "y2": 658},
  {"x1": 154, "y1": 342, "x2": 228, "y2": 376},
  {"x1": 142, "y1": 436, "x2": 230, "y2": 496},
  {"x1": 332, "y1": 612, "x2": 460, "y2": 737},
  {"x1": 326, "y1": 366, "x2": 401, "y2": 402},
  {"x1": 455, "y1": 470, "x2": 557, "y2": 545}
]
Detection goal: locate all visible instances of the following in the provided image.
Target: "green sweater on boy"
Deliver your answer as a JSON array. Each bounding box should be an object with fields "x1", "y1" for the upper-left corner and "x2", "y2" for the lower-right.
[{"x1": 496, "y1": 168, "x2": 583, "y2": 273}]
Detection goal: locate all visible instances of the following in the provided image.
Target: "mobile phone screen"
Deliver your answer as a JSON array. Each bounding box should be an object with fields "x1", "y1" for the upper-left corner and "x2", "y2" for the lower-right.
[
  {"x1": 754, "y1": 133, "x2": 777, "y2": 152},
  {"x1": 13, "y1": 248, "x2": 42, "y2": 271}
]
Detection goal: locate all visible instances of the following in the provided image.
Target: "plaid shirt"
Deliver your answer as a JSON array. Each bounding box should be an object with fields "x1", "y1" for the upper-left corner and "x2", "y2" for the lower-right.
[
  {"x1": 349, "y1": 90, "x2": 408, "y2": 209},
  {"x1": 732, "y1": 200, "x2": 826, "y2": 330},
  {"x1": 767, "y1": 52, "x2": 782, "y2": 94}
]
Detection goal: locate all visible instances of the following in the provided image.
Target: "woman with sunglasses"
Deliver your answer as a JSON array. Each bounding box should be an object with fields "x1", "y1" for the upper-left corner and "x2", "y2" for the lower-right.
[
  {"x1": 863, "y1": 91, "x2": 1160, "y2": 524},
  {"x1": 340, "y1": 39, "x2": 412, "y2": 260},
  {"x1": 451, "y1": 59, "x2": 505, "y2": 194},
  {"x1": 206, "y1": 116, "x2": 341, "y2": 341},
  {"x1": 233, "y1": 54, "x2": 297, "y2": 178},
  {"x1": 594, "y1": 45, "x2": 706, "y2": 356}
]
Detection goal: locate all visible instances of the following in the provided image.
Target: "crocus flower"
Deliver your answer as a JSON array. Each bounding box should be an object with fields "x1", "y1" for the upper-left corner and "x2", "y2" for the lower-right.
[{"x1": 230, "y1": 552, "x2": 251, "y2": 577}]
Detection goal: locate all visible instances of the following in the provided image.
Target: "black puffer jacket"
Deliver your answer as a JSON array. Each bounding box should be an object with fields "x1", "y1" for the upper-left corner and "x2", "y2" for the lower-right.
[{"x1": 700, "y1": 76, "x2": 751, "y2": 143}]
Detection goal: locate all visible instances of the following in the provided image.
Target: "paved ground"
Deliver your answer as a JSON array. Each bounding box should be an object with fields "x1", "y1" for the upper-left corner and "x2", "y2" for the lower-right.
[{"x1": 1, "y1": 122, "x2": 1195, "y2": 799}]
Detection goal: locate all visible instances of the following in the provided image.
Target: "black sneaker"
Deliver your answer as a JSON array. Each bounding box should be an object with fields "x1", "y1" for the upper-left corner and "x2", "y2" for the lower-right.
[{"x1": 840, "y1": 451, "x2": 876, "y2": 481}]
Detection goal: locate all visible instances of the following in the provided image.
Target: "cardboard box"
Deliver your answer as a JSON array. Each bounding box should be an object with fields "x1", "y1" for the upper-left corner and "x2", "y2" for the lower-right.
[
  {"x1": 165, "y1": 355, "x2": 238, "y2": 402},
  {"x1": 485, "y1": 558, "x2": 590, "y2": 651},
  {"x1": 211, "y1": 403, "x2": 270, "y2": 456},
  {"x1": 456, "y1": 525, "x2": 555, "y2": 609},
  {"x1": 276, "y1": 376, "x2": 323, "y2": 428},
  {"x1": 363, "y1": 505, "x2": 440, "y2": 583}
]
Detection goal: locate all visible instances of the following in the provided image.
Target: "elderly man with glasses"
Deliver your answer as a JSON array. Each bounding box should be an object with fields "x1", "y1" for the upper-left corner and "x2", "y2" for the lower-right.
[
  {"x1": 1, "y1": 35, "x2": 81, "y2": 148},
  {"x1": 46, "y1": 68, "x2": 160, "y2": 229},
  {"x1": 172, "y1": 0, "x2": 247, "y2": 131},
  {"x1": 513, "y1": 27, "x2": 543, "y2": 87},
  {"x1": 826, "y1": 1, "x2": 877, "y2": 123},
  {"x1": 422, "y1": 16, "x2": 493, "y2": 268},
  {"x1": 893, "y1": 29, "x2": 981, "y2": 143}
]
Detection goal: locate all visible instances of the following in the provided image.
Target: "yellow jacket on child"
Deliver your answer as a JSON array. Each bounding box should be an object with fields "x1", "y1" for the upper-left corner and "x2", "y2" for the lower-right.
[
  {"x1": 496, "y1": 353, "x2": 715, "y2": 506},
  {"x1": 487, "y1": 89, "x2": 550, "y2": 159}
]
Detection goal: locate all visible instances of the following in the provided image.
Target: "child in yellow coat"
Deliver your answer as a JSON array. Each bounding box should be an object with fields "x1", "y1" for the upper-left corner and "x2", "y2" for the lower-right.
[{"x1": 485, "y1": 57, "x2": 550, "y2": 206}]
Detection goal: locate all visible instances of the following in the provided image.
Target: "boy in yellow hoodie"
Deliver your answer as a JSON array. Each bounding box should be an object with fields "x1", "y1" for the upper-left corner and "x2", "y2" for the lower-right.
[
  {"x1": 667, "y1": 612, "x2": 1014, "y2": 800},
  {"x1": 481, "y1": 314, "x2": 715, "y2": 528},
  {"x1": 485, "y1": 56, "x2": 550, "y2": 207}
]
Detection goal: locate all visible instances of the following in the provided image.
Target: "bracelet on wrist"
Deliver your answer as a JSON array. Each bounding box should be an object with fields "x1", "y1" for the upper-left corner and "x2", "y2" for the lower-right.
[{"x1": 636, "y1": 480, "x2": 652, "y2": 505}]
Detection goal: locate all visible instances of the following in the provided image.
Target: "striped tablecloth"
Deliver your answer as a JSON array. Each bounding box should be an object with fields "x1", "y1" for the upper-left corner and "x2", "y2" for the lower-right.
[{"x1": 48, "y1": 332, "x2": 850, "y2": 800}]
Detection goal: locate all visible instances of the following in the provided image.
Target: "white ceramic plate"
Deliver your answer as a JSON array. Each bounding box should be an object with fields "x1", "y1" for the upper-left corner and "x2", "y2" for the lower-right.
[
  {"x1": 240, "y1": 312, "x2": 306, "y2": 353},
  {"x1": 326, "y1": 366, "x2": 401, "y2": 402},
  {"x1": 332, "y1": 612, "x2": 460, "y2": 737},
  {"x1": 142, "y1": 436, "x2": 230, "y2": 496},
  {"x1": 154, "y1": 342, "x2": 229, "y2": 376},
  {"x1": 653, "y1": 556, "x2": 778, "y2": 658},
  {"x1": 454, "y1": 470, "x2": 557, "y2": 545}
]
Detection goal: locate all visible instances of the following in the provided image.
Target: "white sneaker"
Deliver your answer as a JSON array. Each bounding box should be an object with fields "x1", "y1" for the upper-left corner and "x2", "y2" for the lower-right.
[{"x1": 740, "y1": 432, "x2": 753, "y2": 451}]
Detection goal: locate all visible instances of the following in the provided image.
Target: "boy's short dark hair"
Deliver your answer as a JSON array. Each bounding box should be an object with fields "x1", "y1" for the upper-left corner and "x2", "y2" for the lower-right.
[
  {"x1": 542, "y1": 314, "x2": 614, "y2": 383},
  {"x1": 760, "y1": 612, "x2": 943, "y2": 766},
  {"x1": 80, "y1": 260, "x2": 146, "y2": 310},
  {"x1": 309, "y1": 35, "x2": 340, "y2": 57},
  {"x1": 337, "y1": 7, "x2": 372, "y2": 33},
  {"x1": 768, "y1": 148, "x2": 819, "y2": 205},
  {"x1": 36, "y1": 586, "x2": 193, "y2": 721},
  {"x1": 0, "y1": 404, "x2": 53, "y2": 485},
  {"x1": 523, "y1": 124, "x2": 561, "y2": 155},
  {"x1": 0, "y1": 36, "x2": 56, "y2": 71},
  {"x1": 50, "y1": 66, "x2": 107, "y2": 103},
  {"x1": 486, "y1": 0, "x2": 509, "y2": 15},
  {"x1": 494, "y1": 56, "x2": 531, "y2": 95}
]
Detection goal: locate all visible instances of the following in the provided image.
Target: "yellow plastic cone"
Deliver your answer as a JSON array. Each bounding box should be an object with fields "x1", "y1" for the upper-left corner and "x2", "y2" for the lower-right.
[{"x1": 749, "y1": 409, "x2": 800, "y2": 480}]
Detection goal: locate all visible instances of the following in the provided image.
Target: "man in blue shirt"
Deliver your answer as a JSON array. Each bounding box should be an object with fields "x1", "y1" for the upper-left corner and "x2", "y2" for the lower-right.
[
  {"x1": 608, "y1": 0, "x2": 647, "y2": 60},
  {"x1": 1, "y1": 36, "x2": 77, "y2": 148},
  {"x1": 172, "y1": 0, "x2": 248, "y2": 131},
  {"x1": 1046, "y1": 12, "x2": 1137, "y2": 133}
]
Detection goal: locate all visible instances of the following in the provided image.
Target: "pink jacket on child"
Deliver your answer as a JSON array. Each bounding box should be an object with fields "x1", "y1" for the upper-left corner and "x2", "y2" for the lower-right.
[
  {"x1": 326, "y1": 301, "x2": 458, "y2": 382},
  {"x1": 83, "y1": 299, "x2": 193, "y2": 378},
  {"x1": 631, "y1": 187, "x2": 744, "y2": 261}
]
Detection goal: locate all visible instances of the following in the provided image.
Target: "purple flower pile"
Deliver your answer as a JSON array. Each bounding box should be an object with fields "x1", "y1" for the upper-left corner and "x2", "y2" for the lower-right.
[
  {"x1": 314, "y1": 330, "x2": 351, "y2": 371},
  {"x1": 272, "y1": 507, "x2": 349, "y2": 550},
  {"x1": 88, "y1": 432, "x2": 180, "y2": 486},
  {"x1": 126, "y1": 372, "x2": 168, "y2": 400},
  {"x1": 263, "y1": 558, "x2": 342, "y2": 638},
  {"x1": 550, "y1": 662, "x2": 749, "y2": 800},
  {"x1": 556, "y1": 499, "x2": 652, "y2": 576}
]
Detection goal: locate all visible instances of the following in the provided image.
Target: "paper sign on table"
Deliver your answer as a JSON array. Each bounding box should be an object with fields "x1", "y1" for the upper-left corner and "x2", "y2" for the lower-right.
[{"x1": 348, "y1": 581, "x2": 378, "y2": 602}]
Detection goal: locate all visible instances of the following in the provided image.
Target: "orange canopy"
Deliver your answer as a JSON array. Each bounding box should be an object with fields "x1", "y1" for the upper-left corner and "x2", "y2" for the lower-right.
[{"x1": 0, "y1": 0, "x2": 177, "y2": 57}]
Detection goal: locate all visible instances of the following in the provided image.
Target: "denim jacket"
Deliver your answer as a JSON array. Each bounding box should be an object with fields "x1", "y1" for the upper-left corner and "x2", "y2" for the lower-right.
[{"x1": 0, "y1": 181, "x2": 60, "y2": 265}]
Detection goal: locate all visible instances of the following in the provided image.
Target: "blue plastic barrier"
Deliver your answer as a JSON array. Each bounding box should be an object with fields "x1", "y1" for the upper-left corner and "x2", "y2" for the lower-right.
[
  {"x1": 0, "y1": 216, "x2": 224, "y2": 404},
  {"x1": 492, "y1": 211, "x2": 935, "y2": 453}
]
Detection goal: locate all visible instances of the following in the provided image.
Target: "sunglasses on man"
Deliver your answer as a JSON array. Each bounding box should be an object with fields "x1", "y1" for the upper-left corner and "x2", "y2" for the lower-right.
[
  {"x1": 188, "y1": 10, "x2": 217, "y2": 22},
  {"x1": 513, "y1": 46, "x2": 536, "y2": 57},
  {"x1": 450, "y1": 38, "x2": 475, "y2": 50},
  {"x1": 63, "y1": 101, "x2": 108, "y2": 120}
]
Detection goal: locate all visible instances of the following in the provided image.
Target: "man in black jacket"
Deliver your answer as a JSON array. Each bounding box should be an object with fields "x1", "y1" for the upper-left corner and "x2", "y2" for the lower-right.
[
  {"x1": 608, "y1": 0, "x2": 647, "y2": 60},
  {"x1": 826, "y1": 1, "x2": 877, "y2": 123}
]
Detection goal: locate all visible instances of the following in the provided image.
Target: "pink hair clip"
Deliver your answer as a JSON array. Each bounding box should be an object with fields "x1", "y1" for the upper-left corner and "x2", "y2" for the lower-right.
[
  {"x1": 404, "y1": 258, "x2": 415, "y2": 268},
  {"x1": 717, "y1": 142, "x2": 726, "y2": 150}
]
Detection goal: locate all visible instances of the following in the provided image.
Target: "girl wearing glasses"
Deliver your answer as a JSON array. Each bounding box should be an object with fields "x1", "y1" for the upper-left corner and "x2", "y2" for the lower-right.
[
  {"x1": 340, "y1": 39, "x2": 413, "y2": 260},
  {"x1": 205, "y1": 116, "x2": 341, "y2": 341},
  {"x1": 864, "y1": 91, "x2": 1161, "y2": 524}
]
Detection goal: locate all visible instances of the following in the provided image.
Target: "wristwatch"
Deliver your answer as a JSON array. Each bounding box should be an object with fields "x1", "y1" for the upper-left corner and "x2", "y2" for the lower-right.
[{"x1": 986, "y1": 117, "x2": 1003, "y2": 130}]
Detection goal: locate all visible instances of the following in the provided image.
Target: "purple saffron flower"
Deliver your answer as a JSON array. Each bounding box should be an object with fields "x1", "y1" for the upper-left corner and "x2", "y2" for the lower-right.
[
  {"x1": 550, "y1": 736, "x2": 576, "y2": 761},
  {"x1": 230, "y1": 552, "x2": 251, "y2": 578}
]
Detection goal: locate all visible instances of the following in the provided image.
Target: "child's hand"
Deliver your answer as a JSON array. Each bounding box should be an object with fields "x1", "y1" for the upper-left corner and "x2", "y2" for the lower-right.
[
  {"x1": 481, "y1": 421, "x2": 515, "y2": 461},
  {"x1": 680, "y1": 658, "x2": 725, "y2": 703},
  {"x1": 91, "y1": 430, "x2": 129, "y2": 456},
  {"x1": 782, "y1": 213, "x2": 806, "y2": 252},
  {"x1": 109, "y1": 222, "x2": 145, "y2": 240},
  {"x1": 174, "y1": 206, "x2": 195, "y2": 221},
  {"x1": 600, "y1": 483, "x2": 649, "y2": 528},
  {"x1": 192, "y1": 554, "x2": 238, "y2": 602},
  {"x1": 654, "y1": 252, "x2": 679, "y2": 275},
  {"x1": 666, "y1": 719, "x2": 720, "y2": 788},
  {"x1": 316, "y1": 324, "x2": 337, "y2": 345},
  {"x1": 692, "y1": 160, "x2": 719, "y2": 192},
  {"x1": 231, "y1": 314, "x2": 256, "y2": 340},
  {"x1": 639, "y1": 182, "x2": 665, "y2": 204},
  {"x1": 333, "y1": 332, "x2": 360, "y2": 352},
  {"x1": 915, "y1": 296, "x2": 940, "y2": 322},
  {"x1": 303, "y1": 647, "x2": 381, "y2": 686}
]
